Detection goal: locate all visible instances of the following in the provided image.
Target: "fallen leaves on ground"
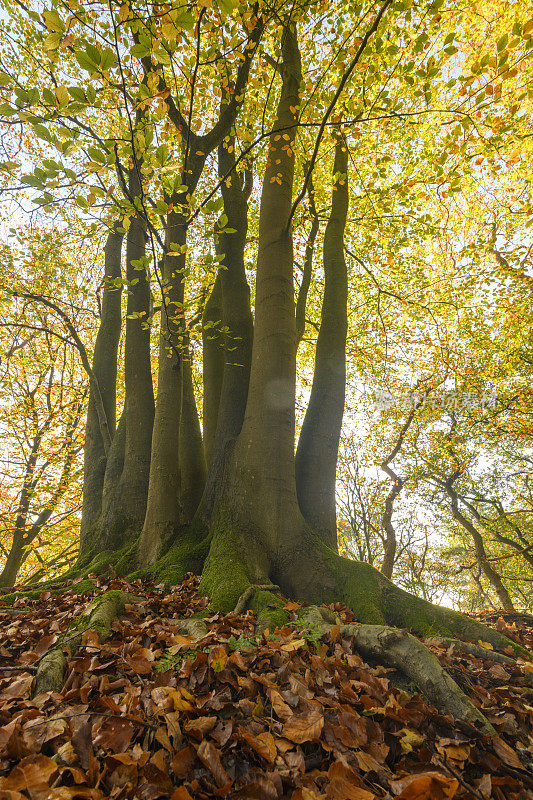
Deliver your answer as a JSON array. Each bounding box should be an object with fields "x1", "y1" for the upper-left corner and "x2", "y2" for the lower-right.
[{"x1": 0, "y1": 574, "x2": 532, "y2": 799}]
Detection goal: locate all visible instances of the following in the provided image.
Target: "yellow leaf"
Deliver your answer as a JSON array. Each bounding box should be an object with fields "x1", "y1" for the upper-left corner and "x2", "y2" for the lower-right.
[
  {"x1": 281, "y1": 638, "x2": 306, "y2": 652},
  {"x1": 43, "y1": 10, "x2": 64, "y2": 32},
  {"x1": 54, "y1": 85, "x2": 68, "y2": 106},
  {"x1": 399, "y1": 727, "x2": 425, "y2": 753}
]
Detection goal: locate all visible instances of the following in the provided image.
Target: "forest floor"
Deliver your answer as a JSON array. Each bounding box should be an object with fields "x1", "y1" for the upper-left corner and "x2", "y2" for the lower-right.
[{"x1": 0, "y1": 574, "x2": 532, "y2": 800}]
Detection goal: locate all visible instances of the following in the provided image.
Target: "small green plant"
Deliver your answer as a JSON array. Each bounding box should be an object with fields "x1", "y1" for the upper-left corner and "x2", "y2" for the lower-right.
[
  {"x1": 155, "y1": 647, "x2": 208, "y2": 673},
  {"x1": 228, "y1": 634, "x2": 256, "y2": 652},
  {"x1": 294, "y1": 619, "x2": 324, "y2": 648}
]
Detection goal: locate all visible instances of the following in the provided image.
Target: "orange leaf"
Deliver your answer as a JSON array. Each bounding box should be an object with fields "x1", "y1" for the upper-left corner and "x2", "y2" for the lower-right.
[
  {"x1": 283, "y1": 708, "x2": 324, "y2": 744},
  {"x1": 390, "y1": 771, "x2": 459, "y2": 799}
]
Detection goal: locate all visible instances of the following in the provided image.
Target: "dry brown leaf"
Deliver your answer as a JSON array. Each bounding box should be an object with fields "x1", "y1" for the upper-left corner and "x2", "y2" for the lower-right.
[
  {"x1": 238, "y1": 727, "x2": 277, "y2": 764},
  {"x1": 326, "y1": 761, "x2": 376, "y2": 799},
  {"x1": 390, "y1": 771, "x2": 459, "y2": 800},
  {"x1": 281, "y1": 639, "x2": 306, "y2": 652},
  {"x1": 208, "y1": 645, "x2": 228, "y2": 673},
  {"x1": 283, "y1": 708, "x2": 324, "y2": 744},
  {"x1": 492, "y1": 736, "x2": 523, "y2": 769},
  {"x1": 269, "y1": 689, "x2": 292, "y2": 720},
  {"x1": 197, "y1": 740, "x2": 231, "y2": 788},
  {"x1": 171, "y1": 788, "x2": 194, "y2": 800},
  {"x1": 170, "y1": 745, "x2": 195, "y2": 779},
  {"x1": 184, "y1": 716, "x2": 217, "y2": 740}
]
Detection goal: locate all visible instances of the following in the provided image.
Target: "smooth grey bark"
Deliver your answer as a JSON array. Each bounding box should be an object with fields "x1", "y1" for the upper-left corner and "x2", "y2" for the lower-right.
[
  {"x1": 80, "y1": 227, "x2": 123, "y2": 553},
  {"x1": 232, "y1": 23, "x2": 303, "y2": 553},
  {"x1": 295, "y1": 137, "x2": 349, "y2": 549},
  {"x1": 138, "y1": 210, "x2": 188, "y2": 562},
  {"x1": 196, "y1": 143, "x2": 254, "y2": 524},
  {"x1": 202, "y1": 273, "x2": 224, "y2": 466},
  {"x1": 295, "y1": 168, "x2": 319, "y2": 349},
  {"x1": 100, "y1": 412, "x2": 125, "y2": 521},
  {"x1": 102, "y1": 165, "x2": 155, "y2": 548},
  {"x1": 179, "y1": 347, "x2": 207, "y2": 522}
]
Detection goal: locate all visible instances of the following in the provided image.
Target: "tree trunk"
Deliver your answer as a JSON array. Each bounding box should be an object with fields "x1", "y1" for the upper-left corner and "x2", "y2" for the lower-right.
[
  {"x1": 0, "y1": 535, "x2": 24, "y2": 589},
  {"x1": 295, "y1": 168, "x2": 319, "y2": 349},
  {"x1": 198, "y1": 21, "x2": 305, "y2": 607},
  {"x1": 101, "y1": 166, "x2": 155, "y2": 549},
  {"x1": 380, "y1": 479, "x2": 402, "y2": 579},
  {"x1": 179, "y1": 346, "x2": 207, "y2": 522},
  {"x1": 100, "y1": 412, "x2": 125, "y2": 523},
  {"x1": 137, "y1": 19, "x2": 264, "y2": 564},
  {"x1": 196, "y1": 143, "x2": 254, "y2": 525},
  {"x1": 295, "y1": 136, "x2": 348, "y2": 548},
  {"x1": 445, "y1": 478, "x2": 515, "y2": 612},
  {"x1": 80, "y1": 227, "x2": 123, "y2": 554},
  {"x1": 138, "y1": 210, "x2": 187, "y2": 563},
  {"x1": 0, "y1": 425, "x2": 42, "y2": 588},
  {"x1": 202, "y1": 273, "x2": 224, "y2": 466}
]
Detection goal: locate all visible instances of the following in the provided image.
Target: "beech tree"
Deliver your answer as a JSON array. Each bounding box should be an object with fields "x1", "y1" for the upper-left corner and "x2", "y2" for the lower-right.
[{"x1": 1, "y1": 0, "x2": 533, "y2": 728}]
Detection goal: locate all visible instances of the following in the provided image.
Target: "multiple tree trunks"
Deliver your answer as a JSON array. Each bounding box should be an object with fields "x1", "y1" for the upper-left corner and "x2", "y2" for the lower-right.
[
  {"x1": 46, "y1": 14, "x2": 531, "y2": 741},
  {"x1": 295, "y1": 135, "x2": 349, "y2": 548},
  {"x1": 80, "y1": 227, "x2": 123, "y2": 550}
]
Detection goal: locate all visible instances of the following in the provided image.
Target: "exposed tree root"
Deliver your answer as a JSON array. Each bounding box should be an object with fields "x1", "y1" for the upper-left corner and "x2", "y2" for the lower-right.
[
  {"x1": 218, "y1": 580, "x2": 497, "y2": 733},
  {"x1": 292, "y1": 605, "x2": 495, "y2": 734},
  {"x1": 233, "y1": 583, "x2": 280, "y2": 614},
  {"x1": 476, "y1": 611, "x2": 533, "y2": 624},
  {"x1": 287, "y1": 540, "x2": 532, "y2": 659},
  {"x1": 33, "y1": 649, "x2": 68, "y2": 695},
  {"x1": 166, "y1": 617, "x2": 208, "y2": 639},
  {"x1": 340, "y1": 623, "x2": 494, "y2": 734},
  {"x1": 33, "y1": 590, "x2": 139, "y2": 696},
  {"x1": 425, "y1": 637, "x2": 516, "y2": 665}
]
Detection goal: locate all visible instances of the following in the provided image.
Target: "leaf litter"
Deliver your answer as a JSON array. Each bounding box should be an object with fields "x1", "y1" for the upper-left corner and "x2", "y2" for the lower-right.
[{"x1": 0, "y1": 573, "x2": 532, "y2": 799}]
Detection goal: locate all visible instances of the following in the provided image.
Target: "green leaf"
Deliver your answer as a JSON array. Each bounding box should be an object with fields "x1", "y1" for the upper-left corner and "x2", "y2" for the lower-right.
[
  {"x1": 43, "y1": 31, "x2": 63, "y2": 51},
  {"x1": 22, "y1": 173, "x2": 46, "y2": 188},
  {"x1": 216, "y1": 0, "x2": 236, "y2": 15},
  {"x1": 31, "y1": 123, "x2": 52, "y2": 141},
  {"x1": 175, "y1": 10, "x2": 194, "y2": 30},
  {"x1": 85, "y1": 43, "x2": 101, "y2": 65},
  {"x1": 42, "y1": 10, "x2": 65, "y2": 32},
  {"x1": 497, "y1": 33, "x2": 508, "y2": 52},
  {"x1": 68, "y1": 86, "x2": 86, "y2": 102},
  {"x1": 155, "y1": 144, "x2": 169, "y2": 166},
  {"x1": 99, "y1": 49, "x2": 118, "y2": 70},
  {"x1": 87, "y1": 146, "x2": 108, "y2": 164},
  {"x1": 130, "y1": 42, "x2": 150, "y2": 58},
  {"x1": 75, "y1": 50, "x2": 98, "y2": 72}
]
